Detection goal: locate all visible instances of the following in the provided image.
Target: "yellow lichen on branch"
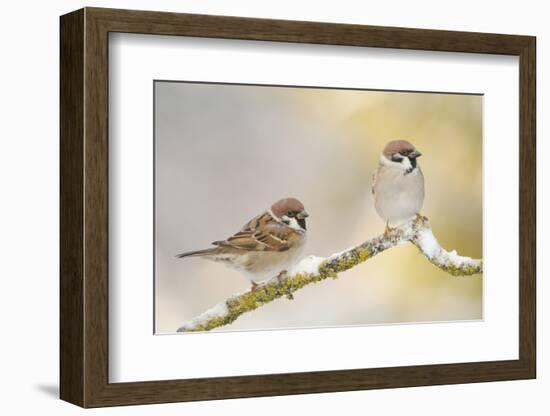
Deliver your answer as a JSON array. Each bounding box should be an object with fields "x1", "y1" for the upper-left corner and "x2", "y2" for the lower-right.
[{"x1": 177, "y1": 216, "x2": 482, "y2": 332}]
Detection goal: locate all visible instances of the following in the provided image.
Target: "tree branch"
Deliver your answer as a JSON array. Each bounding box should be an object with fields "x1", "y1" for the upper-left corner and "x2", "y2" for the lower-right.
[{"x1": 176, "y1": 217, "x2": 482, "y2": 332}]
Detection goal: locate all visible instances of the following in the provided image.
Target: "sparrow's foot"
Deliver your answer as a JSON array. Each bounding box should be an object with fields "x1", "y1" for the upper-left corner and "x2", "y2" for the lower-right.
[
  {"x1": 415, "y1": 213, "x2": 429, "y2": 223},
  {"x1": 250, "y1": 281, "x2": 260, "y2": 291},
  {"x1": 384, "y1": 222, "x2": 395, "y2": 237},
  {"x1": 273, "y1": 271, "x2": 294, "y2": 300},
  {"x1": 276, "y1": 270, "x2": 287, "y2": 284}
]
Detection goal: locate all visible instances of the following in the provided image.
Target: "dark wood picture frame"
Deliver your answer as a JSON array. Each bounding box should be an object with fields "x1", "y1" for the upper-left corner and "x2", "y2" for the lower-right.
[{"x1": 60, "y1": 7, "x2": 536, "y2": 408}]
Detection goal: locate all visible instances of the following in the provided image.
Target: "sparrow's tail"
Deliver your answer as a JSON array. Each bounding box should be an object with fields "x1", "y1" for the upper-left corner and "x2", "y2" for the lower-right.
[{"x1": 175, "y1": 248, "x2": 218, "y2": 259}]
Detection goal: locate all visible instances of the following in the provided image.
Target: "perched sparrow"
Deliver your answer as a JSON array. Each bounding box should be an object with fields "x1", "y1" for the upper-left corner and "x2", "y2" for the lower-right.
[
  {"x1": 372, "y1": 140, "x2": 425, "y2": 232},
  {"x1": 176, "y1": 198, "x2": 308, "y2": 289}
]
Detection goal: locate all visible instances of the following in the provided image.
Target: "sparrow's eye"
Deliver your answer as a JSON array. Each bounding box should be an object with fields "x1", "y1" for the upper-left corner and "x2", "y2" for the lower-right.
[
  {"x1": 287, "y1": 211, "x2": 295, "y2": 217},
  {"x1": 400, "y1": 149, "x2": 412, "y2": 157}
]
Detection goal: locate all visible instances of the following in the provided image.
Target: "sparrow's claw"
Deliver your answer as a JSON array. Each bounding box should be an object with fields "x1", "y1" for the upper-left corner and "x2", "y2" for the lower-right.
[
  {"x1": 383, "y1": 222, "x2": 395, "y2": 237},
  {"x1": 276, "y1": 270, "x2": 287, "y2": 284},
  {"x1": 250, "y1": 281, "x2": 260, "y2": 291},
  {"x1": 272, "y1": 271, "x2": 294, "y2": 300},
  {"x1": 415, "y1": 213, "x2": 428, "y2": 223}
]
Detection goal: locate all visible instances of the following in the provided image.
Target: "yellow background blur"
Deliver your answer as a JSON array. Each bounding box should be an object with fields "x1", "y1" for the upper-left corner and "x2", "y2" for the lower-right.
[{"x1": 154, "y1": 81, "x2": 482, "y2": 334}]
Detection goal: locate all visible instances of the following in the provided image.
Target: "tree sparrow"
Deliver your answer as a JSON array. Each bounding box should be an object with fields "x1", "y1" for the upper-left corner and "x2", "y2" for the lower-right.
[
  {"x1": 176, "y1": 198, "x2": 309, "y2": 289},
  {"x1": 372, "y1": 140, "x2": 425, "y2": 232}
]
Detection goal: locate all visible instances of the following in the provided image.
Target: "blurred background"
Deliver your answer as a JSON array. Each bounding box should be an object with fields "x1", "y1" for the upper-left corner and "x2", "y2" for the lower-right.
[{"x1": 154, "y1": 81, "x2": 482, "y2": 334}]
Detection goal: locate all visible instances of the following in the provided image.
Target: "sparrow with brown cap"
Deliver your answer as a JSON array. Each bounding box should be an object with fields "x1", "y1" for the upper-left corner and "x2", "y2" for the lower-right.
[
  {"x1": 372, "y1": 140, "x2": 425, "y2": 233},
  {"x1": 176, "y1": 198, "x2": 309, "y2": 289}
]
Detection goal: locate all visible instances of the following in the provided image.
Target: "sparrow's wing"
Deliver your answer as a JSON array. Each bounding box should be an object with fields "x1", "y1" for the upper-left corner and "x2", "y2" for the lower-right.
[
  {"x1": 371, "y1": 170, "x2": 378, "y2": 195},
  {"x1": 212, "y1": 212, "x2": 293, "y2": 252}
]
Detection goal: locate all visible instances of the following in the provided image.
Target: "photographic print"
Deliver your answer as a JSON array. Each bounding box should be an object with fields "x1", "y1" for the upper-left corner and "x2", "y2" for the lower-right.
[
  {"x1": 60, "y1": 9, "x2": 535, "y2": 406},
  {"x1": 154, "y1": 81, "x2": 483, "y2": 334}
]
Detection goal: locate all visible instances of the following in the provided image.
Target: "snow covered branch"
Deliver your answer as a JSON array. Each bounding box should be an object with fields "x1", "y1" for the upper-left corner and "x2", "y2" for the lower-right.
[{"x1": 176, "y1": 216, "x2": 482, "y2": 332}]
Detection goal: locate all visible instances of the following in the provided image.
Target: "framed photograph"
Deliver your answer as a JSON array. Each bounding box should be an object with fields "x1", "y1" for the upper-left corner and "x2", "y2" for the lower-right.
[{"x1": 60, "y1": 7, "x2": 536, "y2": 407}]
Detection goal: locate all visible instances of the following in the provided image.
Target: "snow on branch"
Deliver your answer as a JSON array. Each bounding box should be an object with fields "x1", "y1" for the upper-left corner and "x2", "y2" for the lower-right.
[{"x1": 176, "y1": 216, "x2": 482, "y2": 333}]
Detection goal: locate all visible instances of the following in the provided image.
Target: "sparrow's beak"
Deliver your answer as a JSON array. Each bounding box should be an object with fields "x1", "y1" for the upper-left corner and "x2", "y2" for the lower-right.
[
  {"x1": 409, "y1": 150, "x2": 422, "y2": 159},
  {"x1": 297, "y1": 210, "x2": 309, "y2": 219}
]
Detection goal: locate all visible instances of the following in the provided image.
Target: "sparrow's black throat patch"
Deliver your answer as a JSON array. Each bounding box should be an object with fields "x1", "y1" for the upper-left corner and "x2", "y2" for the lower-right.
[
  {"x1": 298, "y1": 218, "x2": 307, "y2": 230},
  {"x1": 403, "y1": 154, "x2": 418, "y2": 175}
]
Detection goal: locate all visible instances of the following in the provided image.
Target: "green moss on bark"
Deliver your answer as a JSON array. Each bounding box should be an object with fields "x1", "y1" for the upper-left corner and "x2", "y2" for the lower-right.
[{"x1": 179, "y1": 218, "x2": 482, "y2": 332}]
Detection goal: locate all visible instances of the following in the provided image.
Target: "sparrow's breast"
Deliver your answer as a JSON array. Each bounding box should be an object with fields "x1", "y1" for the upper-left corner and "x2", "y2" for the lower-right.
[
  {"x1": 241, "y1": 236, "x2": 306, "y2": 283},
  {"x1": 374, "y1": 166, "x2": 425, "y2": 224}
]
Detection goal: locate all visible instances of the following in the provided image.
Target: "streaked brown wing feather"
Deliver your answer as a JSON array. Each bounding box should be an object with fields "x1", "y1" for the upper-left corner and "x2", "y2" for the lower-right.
[{"x1": 212, "y1": 212, "x2": 293, "y2": 252}]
